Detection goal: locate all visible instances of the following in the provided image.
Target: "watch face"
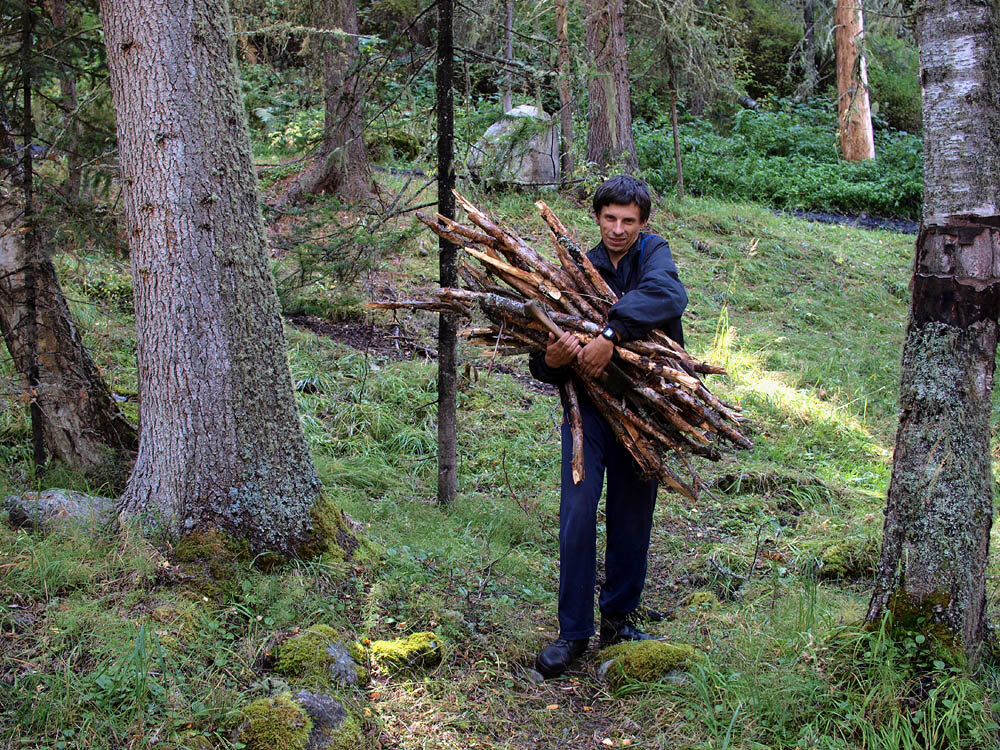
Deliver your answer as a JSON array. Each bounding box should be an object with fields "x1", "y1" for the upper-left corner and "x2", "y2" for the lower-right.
[{"x1": 602, "y1": 327, "x2": 615, "y2": 340}]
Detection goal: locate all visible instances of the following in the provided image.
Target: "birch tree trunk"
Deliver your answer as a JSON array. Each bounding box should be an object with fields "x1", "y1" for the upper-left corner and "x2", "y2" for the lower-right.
[
  {"x1": 835, "y1": 0, "x2": 875, "y2": 161},
  {"x1": 865, "y1": 0, "x2": 1000, "y2": 666},
  {"x1": 100, "y1": 0, "x2": 325, "y2": 555},
  {"x1": 554, "y1": 0, "x2": 574, "y2": 181},
  {"x1": 277, "y1": 0, "x2": 372, "y2": 205},
  {"x1": 585, "y1": 0, "x2": 636, "y2": 172}
]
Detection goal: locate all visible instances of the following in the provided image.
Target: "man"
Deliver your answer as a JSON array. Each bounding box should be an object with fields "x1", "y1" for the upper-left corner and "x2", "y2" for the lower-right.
[{"x1": 529, "y1": 175, "x2": 687, "y2": 678}]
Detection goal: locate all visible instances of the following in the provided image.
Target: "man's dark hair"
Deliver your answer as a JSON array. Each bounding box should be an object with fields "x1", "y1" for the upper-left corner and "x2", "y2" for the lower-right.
[{"x1": 592, "y1": 175, "x2": 652, "y2": 222}]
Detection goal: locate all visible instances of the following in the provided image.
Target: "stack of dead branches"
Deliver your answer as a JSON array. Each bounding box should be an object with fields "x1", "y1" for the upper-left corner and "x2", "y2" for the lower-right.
[{"x1": 369, "y1": 191, "x2": 751, "y2": 499}]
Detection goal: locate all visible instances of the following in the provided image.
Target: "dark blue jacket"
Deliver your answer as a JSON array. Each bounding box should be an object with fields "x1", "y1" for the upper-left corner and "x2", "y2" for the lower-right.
[{"x1": 530, "y1": 232, "x2": 687, "y2": 386}]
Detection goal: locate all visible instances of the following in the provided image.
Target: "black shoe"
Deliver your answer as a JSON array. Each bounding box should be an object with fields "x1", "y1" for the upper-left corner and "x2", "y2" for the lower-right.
[
  {"x1": 534, "y1": 637, "x2": 588, "y2": 678},
  {"x1": 599, "y1": 611, "x2": 657, "y2": 648}
]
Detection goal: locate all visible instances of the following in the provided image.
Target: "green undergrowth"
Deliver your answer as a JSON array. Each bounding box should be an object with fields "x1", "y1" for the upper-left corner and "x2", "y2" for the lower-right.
[{"x1": 5, "y1": 182, "x2": 1000, "y2": 748}]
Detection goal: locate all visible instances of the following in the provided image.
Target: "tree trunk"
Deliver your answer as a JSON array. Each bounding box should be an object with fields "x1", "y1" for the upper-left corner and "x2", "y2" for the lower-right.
[
  {"x1": 554, "y1": 0, "x2": 574, "y2": 181},
  {"x1": 501, "y1": 0, "x2": 513, "y2": 113},
  {"x1": 277, "y1": 0, "x2": 372, "y2": 205},
  {"x1": 667, "y1": 55, "x2": 684, "y2": 198},
  {"x1": 800, "y1": 0, "x2": 818, "y2": 98},
  {"x1": 585, "y1": 0, "x2": 636, "y2": 172},
  {"x1": 100, "y1": 0, "x2": 325, "y2": 554},
  {"x1": 865, "y1": 0, "x2": 1000, "y2": 667},
  {"x1": 46, "y1": 0, "x2": 83, "y2": 200},
  {"x1": 0, "y1": 112, "x2": 136, "y2": 473},
  {"x1": 436, "y1": 0, "x2": 458, "y2": 505},
  {"x1": 835, "y1": 0, "x2": 875, "y2": 161}
]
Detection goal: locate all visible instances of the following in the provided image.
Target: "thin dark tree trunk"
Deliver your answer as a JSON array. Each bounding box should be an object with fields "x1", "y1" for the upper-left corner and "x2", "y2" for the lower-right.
[
  {"x1": 0, "y1": 36, "x2": 134, "y2": 474},
  {"x1": 21, "y1": 0, "x2": 45, "y2": 471},
  {"x1": 47, "y1": 0, "x2": 82, "y2": 199},
  {"x1": 100, "y1": 0, "x2": 331, "y2": 554},
  {"x1": 865, "y1": 0, "x2": 1000, "y2": 667},
  {"x1": 667, "y1": 55, "x2": 683, "y2": 198},
  {"x1": 801, "y1": 0, "x2": 818, "y2": 98},
  {"x1": 277, "y1": 0, "x2": 372, "y2": 205},
  {"x1": 585, "y1": 0, "x2": 636, "y2": 171},
  {"x1": 555, "y1": 0, "x2": 574, "y2": 181},
  {"x1": 437, "y1": 0, "x2": 457, "y2": 505},
  {"x1": 501, "y1": 0, "x2": 513, "y2": 112}
]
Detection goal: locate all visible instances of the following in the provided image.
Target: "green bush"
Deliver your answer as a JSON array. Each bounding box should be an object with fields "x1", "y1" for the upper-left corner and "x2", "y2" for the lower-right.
[
  {"x1": 867, "y1": 33, "x2": 922, "y2": 134},
  {"x1": 636, "y1": 99, "x2": 923, "y2": 219}
]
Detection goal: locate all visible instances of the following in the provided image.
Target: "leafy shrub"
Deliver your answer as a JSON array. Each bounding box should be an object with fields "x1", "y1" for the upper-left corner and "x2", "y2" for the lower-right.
[
  {"x1": 636, "y1": 98, "x2": 923, "y2": 219},
  {"x1": 867, "y1": 32, "x2": 922, "y2": 134}
]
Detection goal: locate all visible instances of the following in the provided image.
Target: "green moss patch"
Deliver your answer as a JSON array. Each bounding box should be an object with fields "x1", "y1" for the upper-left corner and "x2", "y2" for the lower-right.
[
  {"x1": 368, "y1": 631, "x2": 441, "y2": 673},
  {"x1": 275, "y1": 624, "x2": 367, "y2": 687},
  {"x1": 237, "y1": 693, "x2": 313, "y2": 750},
  {"x1": 688, "y1": 591, "x2": 720, "y2": 608},
  {"x1": 818, "y1": 535, "x2": 879, "y2": 581},
  {"x1": 599, "y1": 641, "x2": 704, "y2": 689},
  {"x1": 299, "y1": 494, "x2": 374, "y2": 564}
]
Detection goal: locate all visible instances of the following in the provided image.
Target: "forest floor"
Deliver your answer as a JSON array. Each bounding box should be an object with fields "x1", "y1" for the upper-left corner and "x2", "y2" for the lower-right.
[{"x1": 3, "y1": 178, "x2": 1000, "y2": 749}]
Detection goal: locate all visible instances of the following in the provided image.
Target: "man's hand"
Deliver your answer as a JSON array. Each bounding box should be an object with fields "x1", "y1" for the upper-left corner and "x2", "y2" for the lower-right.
[
  {"x1": 577, "y1": 335, "x2": 615, "y2": 379},
  {"x1": 544, "y1": 331, "x2": 582, "y2": 368}
]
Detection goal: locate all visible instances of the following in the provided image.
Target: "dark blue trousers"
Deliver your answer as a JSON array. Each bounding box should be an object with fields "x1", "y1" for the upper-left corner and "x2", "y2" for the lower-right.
[{"x1": 558, "y1": 399, "x2": 658, "y2": 640}]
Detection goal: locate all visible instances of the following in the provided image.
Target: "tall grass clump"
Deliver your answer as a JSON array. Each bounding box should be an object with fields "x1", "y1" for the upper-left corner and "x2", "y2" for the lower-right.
[{"x1": 636, "y1": 98, "x2": 923, "y2": 219}]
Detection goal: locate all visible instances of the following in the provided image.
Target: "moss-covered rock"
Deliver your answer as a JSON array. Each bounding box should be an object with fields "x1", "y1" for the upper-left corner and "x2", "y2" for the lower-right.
[
  {"x1": 295, "y1": 690, "x2": 365, "y2": 750},
  {"x1": 237, "y1": 693, "x2": 313, "y2": 750},
  {"x1": 276, "y1": 624, "x2": 367, "y2": 687},
  {"x1": 299, "y1": 494, "x2": 375, "y2": 564},
  {"x1": 599, "y1": 640, "x2": 704, "y2": 689},
  {"x1": 688, "y1": 591, "x2": 719, "y2": 608},
  {"x1": 368, "y1": 631, "x2": 441, "y2": 673},
  {"x1": 818, "y1": 535, "x2": 878, "y2": 580}
]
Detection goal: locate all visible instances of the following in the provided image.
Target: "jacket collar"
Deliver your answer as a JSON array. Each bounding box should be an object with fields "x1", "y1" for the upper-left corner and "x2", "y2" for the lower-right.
[{"x1": 590, "y1": 232, "x2": 645, "y2": 273}]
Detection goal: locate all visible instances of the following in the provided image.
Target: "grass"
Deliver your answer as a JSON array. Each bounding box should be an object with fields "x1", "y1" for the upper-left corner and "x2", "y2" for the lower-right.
[{"x1": 3, "y1": 177, "x2": 1000, "y2": 749}]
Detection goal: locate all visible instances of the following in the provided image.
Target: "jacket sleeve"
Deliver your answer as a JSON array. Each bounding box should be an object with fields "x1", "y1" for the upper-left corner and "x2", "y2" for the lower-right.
[
  {"x1": 606, "y1": 235, "x2": 687, "y2": 342},
  {"x1": 528, "y1": 350, "x2": 572, "y2": 385}
]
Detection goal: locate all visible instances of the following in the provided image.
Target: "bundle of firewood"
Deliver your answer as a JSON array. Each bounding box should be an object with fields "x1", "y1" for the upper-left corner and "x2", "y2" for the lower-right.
[{"x1": 369, "y1": 191, "x2": 751, "y2": 499}]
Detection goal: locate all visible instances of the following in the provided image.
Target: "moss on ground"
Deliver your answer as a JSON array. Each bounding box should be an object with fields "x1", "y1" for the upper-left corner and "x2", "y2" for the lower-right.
[
  {"x1": 299, "y1": 493, "x2": 376, "y2": 564},
  {"x1": 276, "y1": 624, "x2": 368, "y2": 687},
  {"x1": 600, "y1": 640, "x2": 704, "y2": 689},
  {"x1": 688, "y1": 591, "x2": 720, "y2": 608},
  {"x1": 368, "y1": 631, "x2": 441, "y2": 673},
  {"x1": 238, "y1": 694, "x2": 313, "y2": 750}
]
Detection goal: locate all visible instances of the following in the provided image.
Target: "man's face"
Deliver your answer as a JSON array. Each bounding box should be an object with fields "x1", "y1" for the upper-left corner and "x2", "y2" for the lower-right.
[{"x1": 596, "y1": 202, "x2": 646, "y2": 255}]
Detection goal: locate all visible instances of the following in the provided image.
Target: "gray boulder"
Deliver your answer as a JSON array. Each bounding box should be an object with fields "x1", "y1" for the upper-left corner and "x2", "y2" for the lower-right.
[
  {"x1": 4, "y1": 489, "x2": 115, "y2": 529},
  {"x1": 467, "y1": 105, "x2": 560, "y2": 187}
]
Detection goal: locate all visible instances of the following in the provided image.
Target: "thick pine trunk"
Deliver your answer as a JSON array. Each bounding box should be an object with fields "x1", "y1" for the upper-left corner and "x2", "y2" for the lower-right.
[
  {"x1": 436, "y1": 0, "x2": 458, "y2": 505},
  {"x1": 865, "y1": 0, "x2": 1000, "y2": 666},
  {"x1": 278, "y1": 0, "x2": 372, "y2": 205},
  {"x1": 585, "y1": 0, "x2": 636, "y2": 172},
  {"x1": 834, "y1": 0, "x2": 875, "y2": 161},
  {"x1": 100, "y1": 0, "x2": 322, "y2": 554},
  {"x1": 554, "y1": 0, "x2": 574, "y2": 181}
]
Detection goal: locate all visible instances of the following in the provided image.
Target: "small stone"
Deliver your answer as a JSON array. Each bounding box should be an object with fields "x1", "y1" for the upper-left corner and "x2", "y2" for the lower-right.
[
  {"x1": 294, "y1": 691, "x2": 363, "y2": 750},
  {"x1": 525, "y1": 668, "x2": 545, "y2": 685}
]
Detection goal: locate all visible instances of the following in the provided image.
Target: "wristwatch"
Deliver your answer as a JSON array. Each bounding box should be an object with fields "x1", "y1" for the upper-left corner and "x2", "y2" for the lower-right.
[{"x1": 601, "y1": 326, "x2": 617, "y2": 343}]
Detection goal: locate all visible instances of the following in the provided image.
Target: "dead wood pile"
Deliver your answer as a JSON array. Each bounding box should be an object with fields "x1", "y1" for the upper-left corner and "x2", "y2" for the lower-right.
[{"x1": 369, "y1": 191, "x2": 752, "y2": 499}]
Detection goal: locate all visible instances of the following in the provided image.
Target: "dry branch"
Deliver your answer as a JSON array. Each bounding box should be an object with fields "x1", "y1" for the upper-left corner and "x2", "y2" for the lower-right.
[{"x1": 369, "y1": 191, "x2": 752, "y2": 499}]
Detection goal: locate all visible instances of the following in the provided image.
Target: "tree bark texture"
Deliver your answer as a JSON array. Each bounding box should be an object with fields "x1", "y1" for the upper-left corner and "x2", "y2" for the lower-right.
[
  {"x1": 585, "y1": 0, "x2": 636, "y2": 172},
  {"x1": 668, "y1": 55, "x2": 684, "y2": 198},
  {"x1": 554, "y1": 0, "x2": 574, "y2": 180},
  {"x1": 866, "y1": 0, "x2": 1000, "y2": 666},
  {"x1": 437, "y1": 0, "x2": 458, "y2": 505},
  {"x1": 0, "y1": 113, "x2": 136, "y2": 471},
  {"x1": 834, "y1": 0, "x2": 875, "y2": 161},
  {"x1": 277, "y1": 0, "x2": 372, "y2": 205},
  {"x1": 100, "y1": 0, "x2": 322, "y2": 553},
  {"x1": 800, "y1": 0, "x2": 818, "y2": 98},
  {"x1": 501, "y1": 0, "x2": 514, "y2": 113}
]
